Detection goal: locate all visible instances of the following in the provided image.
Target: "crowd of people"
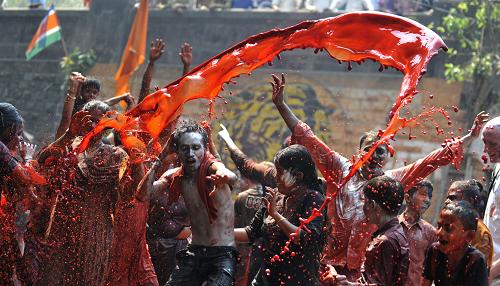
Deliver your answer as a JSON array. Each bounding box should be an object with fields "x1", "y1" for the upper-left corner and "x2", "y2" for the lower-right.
[
  {"x1": 2, "y1": 0, "x2": 434, "y2": 15},
  {"x1": 0, "y1": 37, "x2": 499, "y2": 286}
]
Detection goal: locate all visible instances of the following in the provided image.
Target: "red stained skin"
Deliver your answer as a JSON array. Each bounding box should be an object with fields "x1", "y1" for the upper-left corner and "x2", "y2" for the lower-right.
[{"x1": 76, "y1": 12, "x2": 447, "y2": 255}]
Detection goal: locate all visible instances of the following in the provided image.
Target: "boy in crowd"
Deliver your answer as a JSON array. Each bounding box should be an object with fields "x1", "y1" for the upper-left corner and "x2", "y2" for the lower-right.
[
  {"x1": 322, "y1": 175, "x2": 409, "y2": 285},
  {"x1": 422, "y1": 201, "x2": 488, "y2": 286},
  {"x1": 445, "y1": 179, "x2": 494, "y2": 269},
  {"x1": 399, "y1": 180, "x2": 436, "y2": 286}
]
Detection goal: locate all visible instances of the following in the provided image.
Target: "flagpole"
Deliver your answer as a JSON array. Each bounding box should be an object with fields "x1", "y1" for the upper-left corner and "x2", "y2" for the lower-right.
[{"x1": 60, "y1": 34, "x2": 69, "y2": 57}]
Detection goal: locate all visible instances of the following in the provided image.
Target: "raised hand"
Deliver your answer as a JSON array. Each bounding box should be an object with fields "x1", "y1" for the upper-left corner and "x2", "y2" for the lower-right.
[
  {"x1": 469, "y1": 111, "x2": 490, "y2": 137},
  {"x1": 19, "y1": 141, "x2": 37, "y2": 162},
  {"x1": 68, "y1": 110, "x2": 93, "y2": 137},
  {"x1": 179, "y1": 43, "x2": 193, "y2": 67},
  {"x1": 218, "y1": 124, "x2": 236, "y2": 148},
  {"x1": 263, "y1": 187, "x2": 279, "y2": 218},
  {"x1": 149, "y1": 38, "x2": 166, "y2": 62},
  {"x1": 122, "y1": 92, "x2": 136, "y2": 107},
  {"x1": 271, "y1": 73, "x2": 286, "y2": 105},
  {"x1": 68, "y1": 72, "x2": 86, "y2": 94}
]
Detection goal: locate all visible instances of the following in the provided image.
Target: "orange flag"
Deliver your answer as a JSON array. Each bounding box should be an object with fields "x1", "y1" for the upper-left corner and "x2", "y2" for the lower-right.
[{"x1": 114, "y1": 0, "x2": 148, "y2": 96}]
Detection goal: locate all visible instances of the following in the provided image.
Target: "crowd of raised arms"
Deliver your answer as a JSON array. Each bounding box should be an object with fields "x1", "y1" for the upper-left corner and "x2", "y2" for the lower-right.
[{"x1": 0, "y1": 38, "x2": 499, "y2": 286}]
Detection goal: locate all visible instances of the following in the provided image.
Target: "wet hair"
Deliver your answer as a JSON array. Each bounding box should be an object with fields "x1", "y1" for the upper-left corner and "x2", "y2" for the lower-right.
[
  {"x1": 274, "y1": 144, "x2": 322, "y2": 192},
  {"x1": 442, "y1": 201, "x2": 478, "y2": 231},
  {"x1": 170, "y1": 121, "x2": 209, "y2": 151},
  {"x1": 408, "y1": 180, "x2": 434, "y2": 198},
  {"x1": 82, "y1": 100, "x2": 111, "y2": 114},
  {"x1": 359, "y1": 130, "x2": 379, "y2": 149},
  {"x1": 449, "y1": 179, "x2": 483, "y2": 213},
  {"x1": 0, "y1": 103, "x2": 23, "y2": 134},
  {"x1": 0, "y1": 103, "x2": 24, "y2": 144},
  {"x1": 81, "y1": 78, "x2": 101, "y2": 92},
  {"x1": 364, "y1": 175, "x2": 404, "y2": 215}
]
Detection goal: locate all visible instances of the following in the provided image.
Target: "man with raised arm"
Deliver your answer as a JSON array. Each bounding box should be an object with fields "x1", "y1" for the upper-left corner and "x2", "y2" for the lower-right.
[
  {"x1": 137, "y1": 122, "x2": 238, "y2": 286},
  {"x1": 270, "y1": 73, "x2": 489, "y2": 280}
]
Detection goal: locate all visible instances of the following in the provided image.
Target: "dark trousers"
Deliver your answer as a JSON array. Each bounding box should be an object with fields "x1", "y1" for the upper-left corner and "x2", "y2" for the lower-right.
[{"x1": 166, "y1": 245, "x2": 238, "y2": 286}]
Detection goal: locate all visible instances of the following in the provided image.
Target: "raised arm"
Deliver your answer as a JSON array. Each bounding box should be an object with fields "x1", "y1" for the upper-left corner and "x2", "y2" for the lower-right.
[
  {"x1": 136, "y1": 143, "x2": 171, "y2": 202},
  {"x1": 389, "y1": 111, "x2": 490, "y2": 191},
  {"x1": 271, "y1": 73, "x2": 300, "y2": 131},
  {"x1": 103, "y1": 92, "x2": 135, "y2": 110},
  {"x1": 179, "y1": 43, "x2": 192, "y2": 76},
  {"x1": 138, "y1": 38, "x2": 166, "y2": 104},
  {"x1": 201, "y1": 121, "x2": 220, "y2": 159},
  {"x1": 271, "y1": 74, "x2": 345, "y2": 182},
  {"x1": 55, "y1": 72, "x2": 85, "y2": 139},
  {"x1": 219, "y1": 124, "x2": 277, "y2": 187}
]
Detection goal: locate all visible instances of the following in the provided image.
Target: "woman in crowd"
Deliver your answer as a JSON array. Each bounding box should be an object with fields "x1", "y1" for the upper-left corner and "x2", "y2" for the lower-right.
[
  {"x1": 36, "y1": 100, "x2": 144, "y2": 286},
  {"x1": 235, "y1": 144, "x2": 326, "y2": 285}
]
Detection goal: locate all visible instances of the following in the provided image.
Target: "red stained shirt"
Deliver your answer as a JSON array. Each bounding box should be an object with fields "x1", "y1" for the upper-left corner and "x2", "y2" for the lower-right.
[
  {"x1": 362, "y1": 218, "x2": 410, "y2": 286},
  {"x1": 291, "y1": 121, "x2": 463, "y2": 270},
  {"x1": 106, "y1": 199, "x2": 159, "y2": 286},
  {"x1": 398, "y1": 214, "x2": 436, "y2": 286}
]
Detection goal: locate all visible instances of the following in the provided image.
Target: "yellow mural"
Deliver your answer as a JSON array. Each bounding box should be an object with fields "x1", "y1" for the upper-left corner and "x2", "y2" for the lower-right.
[{"x1": 219, "y1": 77, "x2": 335, "y2": 164}]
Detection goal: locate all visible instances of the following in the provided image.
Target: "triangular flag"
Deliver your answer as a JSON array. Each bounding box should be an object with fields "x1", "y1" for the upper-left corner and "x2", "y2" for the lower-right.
[
  {"x1": 26, "y1": 5, "x2": 62, "y2": 60},
  {"x1": 114, "y1": 0, "x2": 149, "y2": 96}
]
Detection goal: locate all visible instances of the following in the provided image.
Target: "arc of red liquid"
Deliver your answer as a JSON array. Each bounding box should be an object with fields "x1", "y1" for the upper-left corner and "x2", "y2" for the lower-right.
[
  {"x1": 77, "y1": 11, "x2": 447, "y2": 154},
  {"x1": 75, "y1": 11, "x2": 448, "y2": 255}
]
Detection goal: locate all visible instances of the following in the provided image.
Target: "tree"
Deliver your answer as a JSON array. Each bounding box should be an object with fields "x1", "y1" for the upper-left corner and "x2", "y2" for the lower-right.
[{"x1": 435, "y1": 0, "x2": 499, "y2": 126}]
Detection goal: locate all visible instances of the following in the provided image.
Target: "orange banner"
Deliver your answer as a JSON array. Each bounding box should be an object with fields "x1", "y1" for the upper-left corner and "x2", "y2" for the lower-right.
[{"x1": 114, "y1": 0, "x2": 148, "y2": 96}]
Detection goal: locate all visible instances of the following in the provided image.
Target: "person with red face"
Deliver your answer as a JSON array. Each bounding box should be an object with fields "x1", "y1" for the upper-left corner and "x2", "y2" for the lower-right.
[
  {"x1": 271, "y1": 72, "x2": 489, "y2": 280},
  {"x1": 421, "y1": 201, "x2": 488, "y2": 286},
  {"x1": 481, "y1": 116, "x2": 500, "y2": 282},
  {"x1": 445, "y1": 179, "x2": 493, "y2": 270}
]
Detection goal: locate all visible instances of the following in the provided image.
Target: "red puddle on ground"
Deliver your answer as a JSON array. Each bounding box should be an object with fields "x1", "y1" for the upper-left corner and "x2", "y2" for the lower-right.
[{"x1": 76, "y1": 12, "x2": 447, "y2": 255}]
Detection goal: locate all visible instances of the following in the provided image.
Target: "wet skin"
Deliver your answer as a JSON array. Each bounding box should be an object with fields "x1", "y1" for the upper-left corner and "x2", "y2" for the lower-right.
[
  {"x1": 436, "y1": 210, "x2": 474, "y2": 255},
  {"x1": 175, "y1": 132, "x2": 236, "y2": 247}
]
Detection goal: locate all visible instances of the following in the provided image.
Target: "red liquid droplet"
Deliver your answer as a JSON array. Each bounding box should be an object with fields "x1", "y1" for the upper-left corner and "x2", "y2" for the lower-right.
[{"x1": 482, "y1": 154, "x2": 488, "y2": 164}]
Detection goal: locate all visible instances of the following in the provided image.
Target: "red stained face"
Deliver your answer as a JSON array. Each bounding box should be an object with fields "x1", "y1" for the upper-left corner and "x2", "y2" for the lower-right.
[
  {"x1": 436, "y1": 210, "x2": 473, "y2": 255},
  {"x1": 483, "y1": 127, "x2": 500, "y2": 163},
  {"x1": 177, "y1": 132, "x2": 205, "y2": 174},
  {"x1": 408, "y1": 186, "x2": 431, "y2": 215},
  {"x1": 360, "y1": 142, "x2": 389, "y2": 176}
]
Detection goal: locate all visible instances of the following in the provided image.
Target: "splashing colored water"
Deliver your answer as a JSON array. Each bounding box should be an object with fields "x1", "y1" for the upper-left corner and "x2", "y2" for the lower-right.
[
  {"x1": 76, "y1": 12, "x2": 447, "y2": 255},
  {"x1": 76, "y1": 11, "x2": 446, "y2": 154}
]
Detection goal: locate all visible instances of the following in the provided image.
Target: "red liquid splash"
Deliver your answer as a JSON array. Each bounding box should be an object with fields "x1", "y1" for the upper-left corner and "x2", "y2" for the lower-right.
[
  {"x1": 75, "y1": 12, "x2": 447, "y2": 255},
  {"x1": 76, "y1": 11, "x2": 447, "y2": 154}
]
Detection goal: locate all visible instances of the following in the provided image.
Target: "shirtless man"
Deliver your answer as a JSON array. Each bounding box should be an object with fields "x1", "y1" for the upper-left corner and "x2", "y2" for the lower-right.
[{"x1": 138, "y1": 122, "x2": 238, "y2": 286}]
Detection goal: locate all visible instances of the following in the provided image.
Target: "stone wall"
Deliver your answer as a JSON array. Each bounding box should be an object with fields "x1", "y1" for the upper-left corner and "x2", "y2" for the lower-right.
[{"x1": 0, "y1": 2, "x2": 487, "y2": 222}]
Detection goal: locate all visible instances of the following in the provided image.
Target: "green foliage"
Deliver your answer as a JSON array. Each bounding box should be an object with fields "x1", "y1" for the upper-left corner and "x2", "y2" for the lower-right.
[
  {"x1": 436, "y1": 0, "x2": 499, "y2": 83},
  {"x1": 59, "y1": 47, "x2": 96, "y2": 75},
  {"x1": 59, "y1": 47, "x2": 96, "y2": 91}
]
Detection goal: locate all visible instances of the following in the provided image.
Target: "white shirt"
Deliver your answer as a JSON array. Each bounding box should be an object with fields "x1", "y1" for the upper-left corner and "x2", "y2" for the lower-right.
[{"x1": 484, "y1": 163, "x2": 500, "y2": 261}]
